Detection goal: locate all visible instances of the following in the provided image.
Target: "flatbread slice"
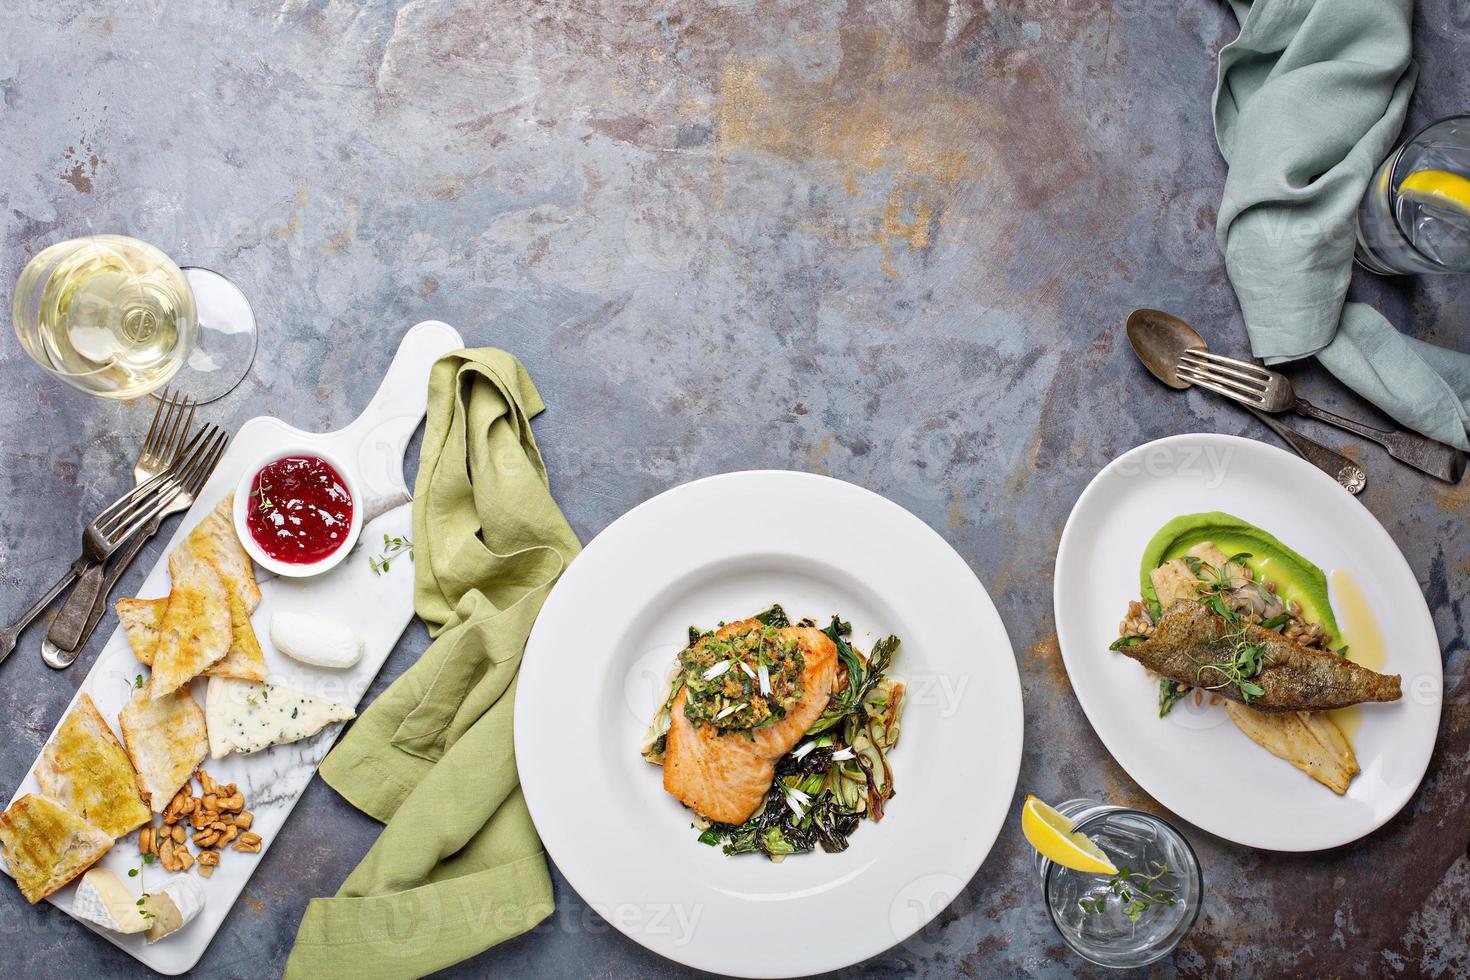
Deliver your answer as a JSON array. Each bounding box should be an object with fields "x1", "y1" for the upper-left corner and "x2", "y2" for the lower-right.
[
  {"x1": 35, "y1": 694, "x2": 150, "y2": 838},
  {"x1": 118, "y1": 687, "x2": 209, "y2": 812},
  {"x1": 117, "y1": 596, "x2": 266, "y2": 682},
  {"x1": 148, "y1": 552, "x2": 232, "y2": 697},
  {"x1": 0, "y1": 794, "x2": 114, "y2": 904},
  {"x1": 172, "y1": 494, "x2": 260, "y2": 614}
]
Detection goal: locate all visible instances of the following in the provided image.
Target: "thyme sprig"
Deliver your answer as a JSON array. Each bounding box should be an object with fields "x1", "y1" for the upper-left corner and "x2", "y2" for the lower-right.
[
  {"x1": 250, "y1": 482, "x2": 276, "y2": 512},
  {"x1": 370, "y1": 534, "x2": 413, "y2": 574},
  {"x1": 127, "y1": 856, "x2": 157, "y2": 919}
]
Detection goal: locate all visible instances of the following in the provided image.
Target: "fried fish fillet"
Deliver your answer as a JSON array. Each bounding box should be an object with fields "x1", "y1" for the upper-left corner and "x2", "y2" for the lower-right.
[
  {"x1": 118, "y1": 686, "x2": 209, "y2": 811},
  {"x1": 117, "y1": 594, "x2": 266, "y2": 682},
  {"x1": 662, "y1": 621, "x2": 844, "y2": 824},
  {"x1": 0, "y1": 794, "x2": 114, "y2": 904},
  {"x1": 1119, "y1": 602, "x2": 1401, "y2": 712},
  {"x1": 35, "y1": 694, "x2": 150, "y2": 838},
  {"x1": 1224, "y1": 703, "x2": 1361, "y2": 794}
]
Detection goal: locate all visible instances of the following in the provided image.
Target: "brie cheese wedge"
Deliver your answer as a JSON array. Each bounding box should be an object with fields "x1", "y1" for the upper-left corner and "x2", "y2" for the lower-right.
[
  {"x1": 71, "y1": 867, "x2": 150, "y2": 934},
  {"x1": 144, "y1": 875, "x2": 205, "y2": 943},
  {"x1": 269, "y1": 612, "x2": 364, "y2": 670},
  {"x1": 205, "y1": 677, "x2": 356, "y2": 758}
]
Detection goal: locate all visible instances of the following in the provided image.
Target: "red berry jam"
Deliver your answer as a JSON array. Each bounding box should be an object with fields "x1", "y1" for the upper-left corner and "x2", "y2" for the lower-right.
[{"x1": 245, "y1": 455, "x2": 353, "y2": 564}]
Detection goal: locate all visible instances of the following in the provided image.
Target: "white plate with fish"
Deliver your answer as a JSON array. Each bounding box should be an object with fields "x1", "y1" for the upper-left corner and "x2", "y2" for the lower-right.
[
  {"x1": 516, "y1": 471, "x2": 1023, "y2": 978},
  {"x1": 1055, "y1": 434, "x2": 1442, "y2": 851}
]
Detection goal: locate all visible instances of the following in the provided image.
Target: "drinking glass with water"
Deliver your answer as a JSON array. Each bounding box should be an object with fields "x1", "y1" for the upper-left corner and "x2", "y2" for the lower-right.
[
  {"x1": 1356, "y1": 114, "x2": 1470, "y2": 275},
  {"x1": 1034, "y1": 800, "x2": 1203, "y2": 968}
]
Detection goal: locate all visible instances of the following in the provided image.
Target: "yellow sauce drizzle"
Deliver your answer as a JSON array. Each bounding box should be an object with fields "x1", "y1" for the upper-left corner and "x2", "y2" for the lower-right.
[{"x1": 1325, "y1": 568, "x2": 1388, "y2": 743}]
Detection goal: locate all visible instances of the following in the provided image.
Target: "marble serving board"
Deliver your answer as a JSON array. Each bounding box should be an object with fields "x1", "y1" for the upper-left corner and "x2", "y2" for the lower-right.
[{"x1": 2, "y1": 320, "x2": 463, "y2": 974}]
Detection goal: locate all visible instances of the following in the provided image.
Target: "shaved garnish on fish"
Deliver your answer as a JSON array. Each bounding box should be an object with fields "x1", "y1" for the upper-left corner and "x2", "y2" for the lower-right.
[{"x1": 1117, "y1": 602, "x2": 1400, "y2": 712}]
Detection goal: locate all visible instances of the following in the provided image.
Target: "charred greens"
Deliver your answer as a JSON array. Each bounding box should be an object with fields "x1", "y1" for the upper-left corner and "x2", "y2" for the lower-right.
[{"x1": 692, "y1": 612, "x2": 905, "y2": 860}]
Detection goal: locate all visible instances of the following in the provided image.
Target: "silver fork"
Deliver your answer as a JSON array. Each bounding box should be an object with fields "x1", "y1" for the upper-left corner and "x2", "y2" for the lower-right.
[
  {"x1": 0, "y1": 443, "x2": 214, "y2": 668},
  {"x1": 41, "y1": 423, "x2": 229, "y2": 670},
  {"x1": 42, "y1": 391, "x2": 196, "y2": 655},
  {"x1": 1178, "y1": 349, "x2": 1467, "y2": 484}
]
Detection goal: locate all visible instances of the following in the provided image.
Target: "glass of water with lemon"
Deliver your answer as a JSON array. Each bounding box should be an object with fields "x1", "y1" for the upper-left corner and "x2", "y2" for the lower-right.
[
  {"x1": 1356, "y1": 114, "x2": 1470, "y2": 275},
  {"x1": 1023, "y1": 796, "x2": 1203, "y2": 968},
  {"x1": 13, "y1": 234, "x2": 257, "y2": 402}
]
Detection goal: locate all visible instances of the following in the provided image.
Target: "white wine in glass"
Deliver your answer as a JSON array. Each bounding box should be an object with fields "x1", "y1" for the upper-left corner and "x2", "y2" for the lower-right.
[
  {"x1": 13, "y1": 235, "x2": 197, "y2": 399},
  {"x1": 13, "y1": 234, "x2": 257, "y2": 402}
]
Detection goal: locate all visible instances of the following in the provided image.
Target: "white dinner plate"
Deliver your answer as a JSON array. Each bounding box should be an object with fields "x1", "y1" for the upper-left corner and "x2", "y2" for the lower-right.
[
  {"x1": 516, "y1": 471, "x2": 1023, "y2": 977},
  {"x1": 1055, "y1": 434, "x2": 1442, "y2": 851}
]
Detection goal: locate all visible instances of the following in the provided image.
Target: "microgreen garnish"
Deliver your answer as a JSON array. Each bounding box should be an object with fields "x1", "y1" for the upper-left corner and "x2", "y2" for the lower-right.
[
  {"x1": 1079, "y1": 862, "x2": 1178, "y2": 922},
  {"x1": 1196, "y1": 622, "x2": 1269, "y2": 702},
  {"x1": 133, "y1": 674, "x2": 144, "y2": 690},
  {"x1": 370, "y1": 534, "x2": 413, "y2": 574},
  {"x1": 1186, "y1": 552, "x2": 1254, "y2": 624}
]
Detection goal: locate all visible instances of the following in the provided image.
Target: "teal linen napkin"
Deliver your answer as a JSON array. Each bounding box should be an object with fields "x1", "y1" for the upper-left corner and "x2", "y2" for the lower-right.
[{"x1": 1213, "y1": 0, "x2": 1470, "y2": 451}]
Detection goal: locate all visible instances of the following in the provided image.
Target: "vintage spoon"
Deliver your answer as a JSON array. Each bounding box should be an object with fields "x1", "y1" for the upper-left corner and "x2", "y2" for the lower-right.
[{"x1": 1125, "y1": 309, "x2": 1367, "y2": 494}]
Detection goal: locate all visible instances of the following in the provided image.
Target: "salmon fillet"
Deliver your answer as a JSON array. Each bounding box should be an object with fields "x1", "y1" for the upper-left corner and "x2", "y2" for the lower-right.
[{"x1": 663, "y1": 620, "x2": 844, "y2": 824}]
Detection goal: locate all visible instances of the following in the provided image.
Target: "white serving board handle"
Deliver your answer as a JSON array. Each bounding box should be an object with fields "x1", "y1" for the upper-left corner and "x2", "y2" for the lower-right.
[{"x1": 337, "y1": 319, "x2": 463, "y2": 507}]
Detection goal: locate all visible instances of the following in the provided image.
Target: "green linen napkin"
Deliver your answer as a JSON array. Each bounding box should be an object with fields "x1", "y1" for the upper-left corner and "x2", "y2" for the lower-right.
[
  {"x1": 1213, "y1": 0, "x2": 1470, "y2": 451},
  {"x1": 284, "y1": 349, "x2": 581, "y2": 979}
]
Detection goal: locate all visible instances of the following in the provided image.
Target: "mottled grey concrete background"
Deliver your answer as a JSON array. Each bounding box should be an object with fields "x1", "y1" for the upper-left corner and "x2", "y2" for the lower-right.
[{"x1": 2, "y1": 1, "x2": 1468, "y2": 977}]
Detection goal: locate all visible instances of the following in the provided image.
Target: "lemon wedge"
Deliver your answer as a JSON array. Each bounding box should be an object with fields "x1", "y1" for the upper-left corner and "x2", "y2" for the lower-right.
[
  {"x1": 1398, "y1": 169, "x2": 1470, "y2": 217},
  {"x1": 1021, "y1": 796, "x2": 1118, "y2": 874}
]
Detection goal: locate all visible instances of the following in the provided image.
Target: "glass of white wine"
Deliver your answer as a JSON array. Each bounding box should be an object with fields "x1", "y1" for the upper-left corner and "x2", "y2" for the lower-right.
[{"x1": 12, "y1": 234, "x2": 257, "y2": 401}]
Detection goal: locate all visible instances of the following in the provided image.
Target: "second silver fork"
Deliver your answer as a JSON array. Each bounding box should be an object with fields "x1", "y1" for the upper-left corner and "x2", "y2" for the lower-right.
[
  {"x1": 41, "y1": 422, "x2": 229, "y2": 669},
  {"x1": 43, "y1": 390, "x2": 196, "y2": 655},
  {"x1": 1178, "y1": 349, "x2": 1467, "y2": 484}
]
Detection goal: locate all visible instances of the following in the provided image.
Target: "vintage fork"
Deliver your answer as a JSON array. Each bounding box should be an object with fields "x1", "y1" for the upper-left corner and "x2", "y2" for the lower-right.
[
  {"x1": 1178, "y1": 349, "x2": 1467, "y2": 484},
  {"x1": 41, "y1": 423, "x2": 229, "y2": 669},
  {"x1": 42, "y1": 390, "x2": 197, "y2": 655},
  {"x1": 0, "y1": 437, "x2": 215, "y2": 668}
]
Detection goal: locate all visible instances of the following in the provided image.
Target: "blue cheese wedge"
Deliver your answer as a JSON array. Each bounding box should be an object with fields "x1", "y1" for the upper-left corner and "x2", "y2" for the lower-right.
[
  {"x1": 204, "y1": 677, "x2": 355, "y2": 758},
  {"x1": 71, "y1": 867, "x2": 151, "y2": 934}
]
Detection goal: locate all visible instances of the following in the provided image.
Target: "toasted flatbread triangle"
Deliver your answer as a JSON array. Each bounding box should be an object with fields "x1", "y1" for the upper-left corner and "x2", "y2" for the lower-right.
[
  {"x1": 0, "y1": 794, "x2": 115, "y2": 904},
  {"x1": 118, "y1": 595, "x2": 266, "y2": 682},
  {"x1": 149, "y1": 553, "x2": 232, "y2": 697},
  {"x1": 119, "y1": 687, "x2": 208, "y2": 812},
  {"x1": 116, "y1": 597, "x2": 165, "y2": 666},
  {"x1": 172, "y1": 494, "x2": 260, "y2": 614},
  {"x1": 35, "y1": 694, "x2": 150, "y2": 839},
  {"x1": 220, "y1": 591, "x2": 268, "y2": 681}
]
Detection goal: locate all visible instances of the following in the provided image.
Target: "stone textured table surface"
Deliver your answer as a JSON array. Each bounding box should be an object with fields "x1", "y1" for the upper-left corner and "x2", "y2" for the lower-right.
[{"x1": 2, "y1": 2, "x2": 1468, "y2": 977}]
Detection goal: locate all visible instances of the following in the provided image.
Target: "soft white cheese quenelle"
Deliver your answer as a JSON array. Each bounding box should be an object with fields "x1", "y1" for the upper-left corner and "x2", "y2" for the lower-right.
[
  {"x1": 269, "y1": 612, "x2": 364, "y2": 669},
  {"x1": 204, "y1": 677, "x2": 356, "y2": 758}
]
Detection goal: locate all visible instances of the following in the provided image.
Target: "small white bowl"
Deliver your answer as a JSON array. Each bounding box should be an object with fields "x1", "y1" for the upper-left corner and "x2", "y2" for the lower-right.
[{"x1": 232, "y1": 445, "x2": 363, "y2": 578}]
